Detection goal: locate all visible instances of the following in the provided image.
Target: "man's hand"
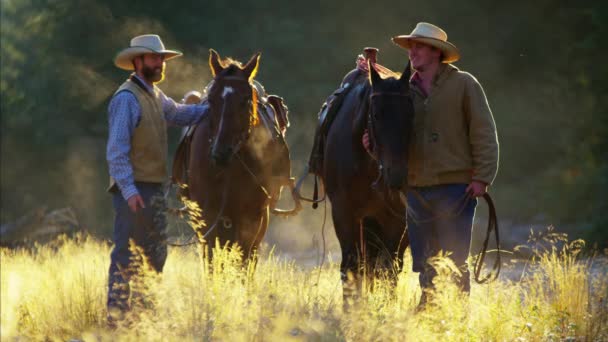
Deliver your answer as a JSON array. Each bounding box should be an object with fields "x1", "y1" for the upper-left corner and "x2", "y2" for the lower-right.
[
  {"x1": 466, "y1": 180, "x2": 488, "y2": 197},
  {"x1": 127, "y1": 194, "x2": 146, "y2": 212},
  {"x1": 362, "y1": 129, "x2": 372, "y2": 153},
  {"x1": 356, "y1": 55, "x2": 369, "y2": 72}
]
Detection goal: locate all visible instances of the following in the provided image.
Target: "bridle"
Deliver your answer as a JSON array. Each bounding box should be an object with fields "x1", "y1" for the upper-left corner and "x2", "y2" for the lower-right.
[
  {"x1": 209, "y1": 76, "x2": 256, "y2": 158},
  {"x1": 367, "y1": 91, "x2": 410, "y2": 188},
  {"x1": 208, "y1": 76, "x2": 303, "y2": 217}
]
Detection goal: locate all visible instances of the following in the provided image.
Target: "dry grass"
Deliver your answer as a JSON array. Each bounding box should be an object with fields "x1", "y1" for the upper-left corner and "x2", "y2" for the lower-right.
[{"x1": 1, "y1": 231, "x2": 606, "y2": 341}]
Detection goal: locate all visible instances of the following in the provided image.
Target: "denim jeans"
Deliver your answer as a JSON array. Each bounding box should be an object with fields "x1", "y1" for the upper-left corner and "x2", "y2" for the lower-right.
[
  {"x1": 406, "y1": 183, "x2": 477, "y2": 292},
  {"x1": 107, "y1": 182, "x2": 168, "y2": 315}
]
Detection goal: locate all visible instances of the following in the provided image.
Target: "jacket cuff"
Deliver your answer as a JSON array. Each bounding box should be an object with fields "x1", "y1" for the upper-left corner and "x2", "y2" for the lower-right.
[{"x1": 472, "y1": 175, "x2": 493, "y2": 186}]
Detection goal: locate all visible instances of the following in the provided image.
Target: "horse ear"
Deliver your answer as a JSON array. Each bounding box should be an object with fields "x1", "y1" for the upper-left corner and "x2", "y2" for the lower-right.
[
  {"x1": 242, "y1": 52, "x2": 261, "y2": 81},
  {"x1": 400, "y1": 60, "x2": 412, "y2": 85},
  {"x1": 368, "y1": 60, "x2": 381, "y2": 85},
  {"x1": 209, "y1": 49, "x2": 223, "y2": 77}
]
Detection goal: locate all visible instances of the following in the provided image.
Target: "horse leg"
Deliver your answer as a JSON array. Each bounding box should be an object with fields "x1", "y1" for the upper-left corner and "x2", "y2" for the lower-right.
[
  {"x1": 372, "y1": 210, "x2": 409, "y2": 287},
  {"x1": 187, "y1": 187, "x2": 220, "y2": 261},
  {"x1": 236, "y1": 207, "x2": 268, "y2": 265},
  {"x1": 331, "y1": 203, "x2": 363, "y2": 308},
  {"x1": 360, "y1": 217, "x2": 386, "y2": 287}
]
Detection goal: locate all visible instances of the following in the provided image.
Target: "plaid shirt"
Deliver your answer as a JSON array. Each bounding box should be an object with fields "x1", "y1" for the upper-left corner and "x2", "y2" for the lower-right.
[{"x1": 107, "y1": 74, "x2": 208, "y2": 200}]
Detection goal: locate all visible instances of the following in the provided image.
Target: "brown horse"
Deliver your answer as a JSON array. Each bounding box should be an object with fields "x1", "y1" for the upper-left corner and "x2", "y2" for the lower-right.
[
  {"x1": 322, "y1": 61, "x2": 414, "y2": 300},
  {"x1": 187, "y1": 49, "x2": 295, "y2": 260}
]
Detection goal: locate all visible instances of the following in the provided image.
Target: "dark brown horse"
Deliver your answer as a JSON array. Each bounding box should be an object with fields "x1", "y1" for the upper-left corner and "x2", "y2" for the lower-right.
[
  {"x1": 187, "y1": 49, "x2": 296, "y2": 260},
  {"x1": 322, "y1": 61, "x2": 414, "y2": 299}
]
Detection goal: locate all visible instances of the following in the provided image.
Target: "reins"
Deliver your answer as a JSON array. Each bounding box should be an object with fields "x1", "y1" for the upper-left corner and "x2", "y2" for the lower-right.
[{"x1": 235, "y1": 152, "x2": 302, "y2": 217}]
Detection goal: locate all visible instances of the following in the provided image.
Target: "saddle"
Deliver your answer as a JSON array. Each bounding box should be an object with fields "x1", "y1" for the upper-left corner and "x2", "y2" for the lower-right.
[
  {"x1": 307, "y1": 68, "x2": 368, "y2": 175},
  {"x1": 307, "y1": 47, "x2": 394, "y2": 176},
  {"x1": 171, "y1": 81, "x2": 291, "y2": 199}
]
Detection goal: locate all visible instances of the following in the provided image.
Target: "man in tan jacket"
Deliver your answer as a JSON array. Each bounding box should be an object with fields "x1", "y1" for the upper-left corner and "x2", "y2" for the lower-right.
[{"x1": 364, "y1": 22, "x2": 499, "y2": 308}]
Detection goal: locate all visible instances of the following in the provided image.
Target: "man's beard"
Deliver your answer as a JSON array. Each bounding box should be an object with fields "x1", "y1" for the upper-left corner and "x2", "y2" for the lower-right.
[{"x1": 142, "y1": 65, "x2": 164, "y2": 83}]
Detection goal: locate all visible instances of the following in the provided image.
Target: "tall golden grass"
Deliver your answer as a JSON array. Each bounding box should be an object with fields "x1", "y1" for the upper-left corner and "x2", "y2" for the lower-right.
[{"x1": 1, "y1": 231, "x2": 606, "y2": 341}]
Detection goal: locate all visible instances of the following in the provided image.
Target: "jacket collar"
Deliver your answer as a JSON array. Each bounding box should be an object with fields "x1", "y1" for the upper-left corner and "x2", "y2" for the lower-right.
[
  {"x1": 433, "y1": 63, "x2": 458, "y2": 87},
  {"x1": 410, "y1": 63, "x2": 458, "y2": 97}
]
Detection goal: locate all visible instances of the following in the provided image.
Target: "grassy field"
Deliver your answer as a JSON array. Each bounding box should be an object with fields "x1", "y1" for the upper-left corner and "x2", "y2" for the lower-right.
[{"x1": 1, "y1": 233, "x2": 606, "y2": 341}]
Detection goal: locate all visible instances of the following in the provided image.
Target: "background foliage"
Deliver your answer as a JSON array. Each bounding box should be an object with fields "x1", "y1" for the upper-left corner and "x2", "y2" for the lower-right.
[{"x1": 1, "y1": 0, "x2": 606, "y2": 246}]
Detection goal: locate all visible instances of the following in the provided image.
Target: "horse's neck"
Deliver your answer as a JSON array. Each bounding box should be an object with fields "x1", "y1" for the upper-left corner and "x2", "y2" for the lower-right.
[
  {"x1": 241, "y1": 126, "x2": 270, "y2": 161},
  {"x1": 351, "y1": 82, "x2": 372, "y2": 139}
]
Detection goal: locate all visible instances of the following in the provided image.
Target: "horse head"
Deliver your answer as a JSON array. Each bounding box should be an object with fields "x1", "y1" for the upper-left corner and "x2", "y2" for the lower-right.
[
  {"x1": 207, "y1": 49, "x2": 260, "y2": 167},
  {"x1": 368, "y1": 60, "x2": 414, "y2": 190}
]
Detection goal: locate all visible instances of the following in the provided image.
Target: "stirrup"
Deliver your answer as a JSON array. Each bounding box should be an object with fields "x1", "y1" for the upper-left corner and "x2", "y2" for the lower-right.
[
  {"x1": 270, "y1": 177, "x2": 303, "y2": 217},
  {"x1": 293, "y1": 166, "x2": 327, "y2": 208}
]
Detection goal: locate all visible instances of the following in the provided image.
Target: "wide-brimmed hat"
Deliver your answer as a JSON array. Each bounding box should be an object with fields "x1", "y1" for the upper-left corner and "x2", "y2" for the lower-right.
[
  {"x1": 114, "y1": 34, "x2": 182, "y2": 70},
  {"x1": 392, "y1": 22, "x2": 460, "y2": 63}
]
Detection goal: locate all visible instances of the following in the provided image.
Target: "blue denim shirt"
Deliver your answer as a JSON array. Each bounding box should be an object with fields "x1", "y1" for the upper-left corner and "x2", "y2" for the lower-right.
[{"x1": 107, "y1": 74, "x2": 208, "y2": 200}]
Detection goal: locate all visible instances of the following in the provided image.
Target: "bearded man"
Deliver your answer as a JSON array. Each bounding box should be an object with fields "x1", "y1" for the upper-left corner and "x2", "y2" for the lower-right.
[{"x1": 106, "y1": 34, "x2": 208, "y2": 324}]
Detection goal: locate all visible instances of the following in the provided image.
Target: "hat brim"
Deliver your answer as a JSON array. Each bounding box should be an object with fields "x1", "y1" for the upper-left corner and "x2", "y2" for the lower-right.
[
  {"x1": 391, "y1": 35, "x2": 460, "y2": 63},
  {"x1": 114, "y1": 47, "x2": 183, "y2": 70}
]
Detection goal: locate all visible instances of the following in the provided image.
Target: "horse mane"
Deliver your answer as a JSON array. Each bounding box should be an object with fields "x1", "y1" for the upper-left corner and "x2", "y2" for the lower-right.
[
  {"x1": 218, "y1": 57, "x2": 243, "y2": 69},
  {"x1": 217, "y1": 60, "x2": 244, "y2": 74}
]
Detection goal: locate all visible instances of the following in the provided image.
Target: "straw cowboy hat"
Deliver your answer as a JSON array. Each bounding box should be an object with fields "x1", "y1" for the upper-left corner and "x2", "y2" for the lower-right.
[
  {"x1": 392, "y1": 22, "x2": 460, "y2": 63},
  {"x1": 114, "y1": 34, "x2": 182, "y2": 70}
]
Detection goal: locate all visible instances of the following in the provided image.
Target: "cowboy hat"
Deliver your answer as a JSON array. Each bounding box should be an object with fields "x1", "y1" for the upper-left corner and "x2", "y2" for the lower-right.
[
  {"x1": 392, "y1": 22, "x2": 460, "y2": 63},
  {"x1": 114, "y1": 34, "x2": 182, "y2": 71}
]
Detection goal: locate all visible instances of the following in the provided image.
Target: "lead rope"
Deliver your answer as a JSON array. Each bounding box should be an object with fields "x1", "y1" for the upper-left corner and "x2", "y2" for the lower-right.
[
  {"x1": 313, "y1": 176, "x2": 319, "y2": 209},
  {"x1": 472, "y1": 193, "x2": 501, "y2": 283}
]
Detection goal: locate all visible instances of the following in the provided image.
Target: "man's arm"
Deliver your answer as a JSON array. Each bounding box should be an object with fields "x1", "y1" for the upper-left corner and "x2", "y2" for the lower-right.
[
  {"x1": 362, "y1": 129, "x2": 378, "y2": 160},
  {"x1": 107, "y1": 91, "x2": 141, "y2": 202},
  {"x1": 464, "y1": 74, "x2": 499, "y2": 190},
  {"x1": 159, "y1": 90, "x2": 209, "y2": 126}
]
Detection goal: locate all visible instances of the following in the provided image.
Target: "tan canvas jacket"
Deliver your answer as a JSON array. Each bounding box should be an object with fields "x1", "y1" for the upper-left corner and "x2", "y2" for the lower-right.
[{"x1": 408, "y1": 63, "x2": 499, "y2": 187}]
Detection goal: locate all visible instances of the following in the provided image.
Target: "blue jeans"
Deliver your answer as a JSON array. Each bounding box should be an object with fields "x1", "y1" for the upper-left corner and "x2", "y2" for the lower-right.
[
  {"x1": 107, "y1": 182, "x2": 168, "y2": 315},
  {"x1": 406, "y1": 184, "x2": 477, "y2": 292}
]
